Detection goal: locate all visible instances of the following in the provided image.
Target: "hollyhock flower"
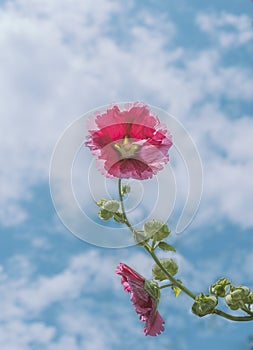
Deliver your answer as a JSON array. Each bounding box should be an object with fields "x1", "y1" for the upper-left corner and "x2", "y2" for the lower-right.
[
  {"x1": 85, "y1": 102, "x2": 172, "y2": 180},
  {"x1": 115, "y1": 262, "x2": 165, "y2": 336}
]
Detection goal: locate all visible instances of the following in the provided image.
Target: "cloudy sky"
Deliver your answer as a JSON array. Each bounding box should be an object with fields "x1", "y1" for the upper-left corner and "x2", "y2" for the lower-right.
[{"x1": 1, "y1": 0, "x2": 253, "y2": 349}]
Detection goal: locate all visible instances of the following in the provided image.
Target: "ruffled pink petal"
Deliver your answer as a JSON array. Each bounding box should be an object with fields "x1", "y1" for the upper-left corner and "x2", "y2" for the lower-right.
[
  {"x1": 85, "y1": 102, "x2": 173, "y2": 179},
  {"x1": 144, "y1": 311, "x2": 165, "y2": 336},
  {"x1": 115, "y1": 263, "x2": 145, "y2": 282},
  {"x1": 116, "y1": 263, "x2": 165, "y2": 336},
  {"x1": 107, "y1": 159, "x2": 153, "y2": 180}
]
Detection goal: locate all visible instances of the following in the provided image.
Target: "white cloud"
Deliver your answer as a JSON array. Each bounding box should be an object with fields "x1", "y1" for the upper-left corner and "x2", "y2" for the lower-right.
[
  {"x1": 196, "y1": 12, "x2": 253, "y2": 48},
  {"x1": 188, "y1": 106, "x2": 253, "y2": 229},
  {"x1": 0, "y1": 321, "x2": 55, "y2": 350},
  {"x1": 0, "y1": 0, "x2": 252, "y2": 234},
  {"x1": 0, "y1": 250, "x2": 120, "y2": 349},
  {"x1": 1, "y1": 2, "x2": 253, "y2": 349},
  {"x1": 0, "y1": 247, "x2": 185, "y2": 349},
  {"x1": 0, "y1": 234, "x2": 252, "y2": 349}
]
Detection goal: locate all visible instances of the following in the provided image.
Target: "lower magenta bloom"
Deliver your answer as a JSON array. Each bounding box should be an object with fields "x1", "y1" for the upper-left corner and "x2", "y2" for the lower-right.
[
  {"x1": 85, "y1": 102, "x2": 172, "y2": 180},
  {"x1": 116, "y1": 262, "x2": 165, "y2": 336}
]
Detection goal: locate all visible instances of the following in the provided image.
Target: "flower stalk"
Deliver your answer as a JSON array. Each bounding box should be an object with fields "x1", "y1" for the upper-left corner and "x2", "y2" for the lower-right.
[
  {"x1": 117, "y1": 178, "x2": 253, "y2": 323},
  {"x1": 86, "y1": 102, "x2": 253, "y2": 335}
]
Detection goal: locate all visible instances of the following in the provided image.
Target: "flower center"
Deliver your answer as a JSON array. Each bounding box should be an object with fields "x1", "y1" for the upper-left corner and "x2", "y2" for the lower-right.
[{"x1": 114, "y1": 136, "x2": 139, "y2": 159}]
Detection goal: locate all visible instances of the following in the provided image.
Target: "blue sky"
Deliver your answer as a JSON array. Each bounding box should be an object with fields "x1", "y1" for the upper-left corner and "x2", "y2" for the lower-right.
[{"x1": 1, "y1": 0, "x2": 253, "y2": 349}]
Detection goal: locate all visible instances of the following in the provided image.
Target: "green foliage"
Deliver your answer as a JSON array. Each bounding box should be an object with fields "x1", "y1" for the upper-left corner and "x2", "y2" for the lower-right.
[
  {"x1": 103, "y1": 200, "x2": 120, "y2": 213},
  {"x1": 133, "y1": 230, "x2": 149, "y2": 245},
  {"x1": 113, "y1": 212, "x2": 125, "y2": 223},
  {"x1": 144, "y1": 279, "x2": 160, "y2": 301},
  {"x1": 225, "y1": 285, "x2": 251, "y2": 310},
  {"x1": 158, "y1": 242, "x2": 176, "y2": 252},
  {"x1": 98, "y1": 208, "x2": 114, "y2": 220},
  {"x1": 152, "y1": 259, "x2": 178, "y2": 281},
  {"x1": 192, "y1": 293, "x2": 218, "y2": 317},
  {"x1": 210, "y1": 277, "x2": 230, "y2": 297},
  {"x1": 143, "y1": 220, "x2": 170, "y2": 242},
  {"x1": 96, "y1": 198, "x2": 121, "y2": 221},
  {"x1": 96, "y1": 198, "x2": 107, "y2": 207},
  {"x1": 122, "y1": 184, "x2": 131, "y2": 195}
]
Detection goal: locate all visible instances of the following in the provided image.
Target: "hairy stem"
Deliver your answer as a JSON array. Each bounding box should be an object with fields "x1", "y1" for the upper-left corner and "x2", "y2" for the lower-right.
[
  {"x1": 117, "y1": 178, "x2": 253, "y2": 323},
  {"x1": 118, "y1": 179, "x2": 196, "y2": 300},
  {"x1": 213, "y1": 309, "x2": 253, "y2": 322},
  {"x1": 144, "y1": 245, "x2": 196, "y2": 299}
]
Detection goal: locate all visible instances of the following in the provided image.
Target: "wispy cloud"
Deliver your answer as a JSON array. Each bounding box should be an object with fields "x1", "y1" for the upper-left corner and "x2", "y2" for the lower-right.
[
  {"x1": 1, "y1": 1, "x2": 252, "y2": 231},
  {"x1": 196, "y1": 12, "x2": 253, "y2": 48}
]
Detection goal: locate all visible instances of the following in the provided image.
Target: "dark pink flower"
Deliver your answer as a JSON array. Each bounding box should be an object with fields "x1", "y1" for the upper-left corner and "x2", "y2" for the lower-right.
[
  {"x1": 115, "y1": 262, "x2": 165, "y2": 336},
  {"x1": 85, "y1": 102, "x2": 172, "y2": 180}
]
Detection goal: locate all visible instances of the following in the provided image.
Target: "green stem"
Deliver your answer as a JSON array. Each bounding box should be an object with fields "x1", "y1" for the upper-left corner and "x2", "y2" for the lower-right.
[
  {"x1": 118, "y1": 179, "x2": 126, "y2": 220},
  {"x1": 117, "y1": 179, "x2": 196, "y2": 300},
  {"x1": 213, "y1": 309, "x2": 253, "y2": 322},
  {"x1": 145, "y1": 245, "x2": 196, "y2": 300},
  {"x1": 160, "y1": 283, "x2": 173, "y2": 290},
  {"x1": 241, "y1": 306, "x2": 253, "y2": 316},
  {"x1": 118, "y1": 179, "x2": 141, "y2": 237},
  {"x1": 117, "y1": 178, "x2": 253, "y2": 323}
]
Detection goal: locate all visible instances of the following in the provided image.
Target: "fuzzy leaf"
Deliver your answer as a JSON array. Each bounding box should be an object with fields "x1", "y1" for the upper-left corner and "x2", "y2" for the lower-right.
[{"x1": 158, "y1": 242, "x2": 176, "y2": 252}]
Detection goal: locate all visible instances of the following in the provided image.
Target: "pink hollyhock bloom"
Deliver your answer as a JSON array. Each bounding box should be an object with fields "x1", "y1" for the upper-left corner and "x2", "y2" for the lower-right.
[
  {"x1": 115, "y1": 262, "x2": 165, "y2": 336},
  {"x1": 85, "y1": 102, "x2": 172, "y2": 180}
]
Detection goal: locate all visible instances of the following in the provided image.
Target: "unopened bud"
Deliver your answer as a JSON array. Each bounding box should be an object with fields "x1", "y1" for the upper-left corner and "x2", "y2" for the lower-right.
[
  {"x1": 210, "y1": 278, "x2": 230, "y2": 297},
  {"x1": 122, "y1": 185, "x2": 131, "y2": 195},
  {"x1": 98, "y1": 209, "x2": 113, "y2": 220},
  {"x1": 192, "y1": 294, "x2": 218, "y2": 317},
  {"x1": 103, "y1": 200, "x2": 120, "y2": 213}
]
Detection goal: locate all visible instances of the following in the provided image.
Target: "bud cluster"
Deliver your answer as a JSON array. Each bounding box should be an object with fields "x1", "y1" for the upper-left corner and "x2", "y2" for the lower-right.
[
  {"x1": 225, "y1": 286, "x2": 253, "y2": 311},
  {"x1": 96, "y1": 199, "x2": 125, "y2": 222},
  {"x1": 209, "y1": 278, "x2": 253, "y2": 314}
]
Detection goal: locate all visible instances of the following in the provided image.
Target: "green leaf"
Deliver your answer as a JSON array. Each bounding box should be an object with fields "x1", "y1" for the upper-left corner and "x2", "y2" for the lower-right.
[
  {"x1": 103, "y1": 200, "x2": 120, "y2": 213},
  {"x1": 133, "y1": 230, "x2": 150, "y2": 246},
  {"x1": 152, "y1": 259, "x2": 178, "y2": 281},
  {"x1": 144, "y1": 280, "x2": 160, "y2": 301},
  {"x1": 98, "y1": 209, "x2": 113, "y2": 220},
  {"x1": 143, "y1": 220, "x2": 170, "y2": 241},
  {"x1": 158, "y1": 242, "x2": 176, "y2": 252}
]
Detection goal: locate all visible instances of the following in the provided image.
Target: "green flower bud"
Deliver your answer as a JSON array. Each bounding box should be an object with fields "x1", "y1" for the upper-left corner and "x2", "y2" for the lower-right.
[
  {"x1": 143, "y1": 220, "x2": 170, "y2": 241},
  {"x1": 152, "y1": 259, "x2": 178, "y2": 281},
  {"x1": 96, "y1": 198, "x2": 107, "y2": 207},
  {"x1": 122, "y1": 184, "x2": 131, "y2": 195},
  {"x1": 225, "y1": 294, "x2": 241, "y2": 310},
  {"x1": 225, "y1": 286, "x2": 251, "y2": 310},
  {"x1": 144, "y1": 279, "x2": 160, "y2": 301},
  {"x1": 103, "y1": 200, "x2": 120, "y2": 213},
  {"x1": 210, "y1": 278, "x2": 230, "y2": 297},
  {"x1": 98, "y1": 209, "x2": 113, "y2": 220},
  {"x1": 244, "y1": 292, "x2": 253, "y2": 304},
  {"x1": 192, "y1": 293, "x2": 218, "y2": 317},
  {"x1": 230, "y1": 286, "x2": 250, "y2": 301}
]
